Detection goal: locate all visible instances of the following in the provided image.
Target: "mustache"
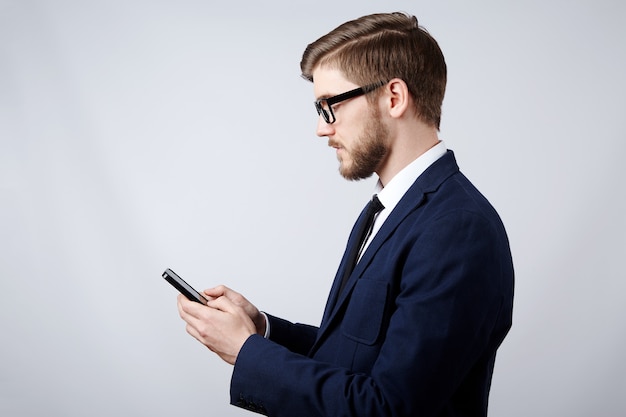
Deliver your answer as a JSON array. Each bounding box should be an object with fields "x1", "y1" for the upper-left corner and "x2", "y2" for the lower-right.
[{"x1": 328, "y1": 139, "x2": 341, "y2": 148}]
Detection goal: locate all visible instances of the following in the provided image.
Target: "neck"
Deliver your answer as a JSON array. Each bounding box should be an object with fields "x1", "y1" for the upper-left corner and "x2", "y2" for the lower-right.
[{"x1": 376, "y1": 122, "x2": 440, "y2": 186}]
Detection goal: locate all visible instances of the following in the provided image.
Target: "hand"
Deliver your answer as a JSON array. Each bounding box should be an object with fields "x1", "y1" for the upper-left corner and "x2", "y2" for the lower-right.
[
  {"x1": 203, "y1": 285, "x2": 267, "y2": 337},
  {"x1": 177, "y1": 291, "x2": 257, "y2": 365}
]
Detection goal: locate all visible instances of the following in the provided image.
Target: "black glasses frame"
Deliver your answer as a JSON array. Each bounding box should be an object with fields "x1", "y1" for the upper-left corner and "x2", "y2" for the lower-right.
[{"x1": 314, "y1": 80, "x2": 387, "y2": 124}]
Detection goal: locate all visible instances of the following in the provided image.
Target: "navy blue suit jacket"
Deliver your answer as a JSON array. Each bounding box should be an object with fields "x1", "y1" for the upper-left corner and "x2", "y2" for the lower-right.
[{"x1": 231, "y1": 151, "x2": 514, "y2": 416}]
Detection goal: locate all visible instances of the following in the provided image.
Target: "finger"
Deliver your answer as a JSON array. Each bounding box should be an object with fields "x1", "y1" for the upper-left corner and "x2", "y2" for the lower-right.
[
  {"x1": 177, "y1": 294, "x2": 187, "y2": 316},
  {"x1": 181, "y1": 304, "x2": 221, "y2": 340},
  {"x1": 206, "y1": 286, "x2": 249, "y2": 304},
  {"x1": 202, "y1": 285, "x2": 229, "y2": 298},
  {"x1": 200, "y1": 292, "x2": 216, "y2": 302},
  {"x1": 178, "y1": 293, "x2": 210, "y2": 321},
  {"x1": 206, "y1": 294, "x2": 239, "y2": 313}
]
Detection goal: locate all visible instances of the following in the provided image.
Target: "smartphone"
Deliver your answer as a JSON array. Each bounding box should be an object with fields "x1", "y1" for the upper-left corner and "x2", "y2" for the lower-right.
[{"x1": 162, "y1": 268, "x2": 208, "y2": 304}]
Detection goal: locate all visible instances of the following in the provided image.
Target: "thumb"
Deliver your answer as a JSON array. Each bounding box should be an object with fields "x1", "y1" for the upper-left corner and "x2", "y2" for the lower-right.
[{"x1": 202, "y1": 285, "x2": 229, "y2": 299}]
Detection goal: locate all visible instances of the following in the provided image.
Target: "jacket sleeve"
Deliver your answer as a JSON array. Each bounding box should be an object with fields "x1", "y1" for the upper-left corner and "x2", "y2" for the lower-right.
[{"x1": 264, "y1": 314, "x2": 318, "y2": 356}]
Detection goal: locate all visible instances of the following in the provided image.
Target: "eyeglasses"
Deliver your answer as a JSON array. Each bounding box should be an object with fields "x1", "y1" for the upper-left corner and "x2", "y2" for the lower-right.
[{"x1": 314, "y1": 80, "x2": 387, "y2": 124}]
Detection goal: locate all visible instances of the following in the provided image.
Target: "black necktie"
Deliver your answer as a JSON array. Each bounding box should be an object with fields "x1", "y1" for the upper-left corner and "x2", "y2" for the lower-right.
[{"x1": 339, "y1": 195, "x2": 385, "y2": 294}]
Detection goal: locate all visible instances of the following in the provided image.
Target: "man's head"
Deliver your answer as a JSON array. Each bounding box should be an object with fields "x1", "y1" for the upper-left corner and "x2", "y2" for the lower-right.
[{"x1": 301, "y1": 12, "x2": 447, "y2": 130}]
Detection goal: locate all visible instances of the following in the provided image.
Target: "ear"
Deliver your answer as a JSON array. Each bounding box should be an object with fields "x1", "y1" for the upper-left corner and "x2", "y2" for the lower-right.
[{"x1": 384, "y1": 78, "x2": 411, "y2": 119}]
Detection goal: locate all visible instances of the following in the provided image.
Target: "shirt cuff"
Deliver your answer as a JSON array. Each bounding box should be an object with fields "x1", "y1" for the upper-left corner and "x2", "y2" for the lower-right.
[{"x1": 259, "y1": 311, "x2": 270, "y2": 338}]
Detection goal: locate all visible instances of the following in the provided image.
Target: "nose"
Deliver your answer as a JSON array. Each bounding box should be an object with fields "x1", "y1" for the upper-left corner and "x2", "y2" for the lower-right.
[{"x1": 316, "y1": 115, "x2": 334, "y2": 137}]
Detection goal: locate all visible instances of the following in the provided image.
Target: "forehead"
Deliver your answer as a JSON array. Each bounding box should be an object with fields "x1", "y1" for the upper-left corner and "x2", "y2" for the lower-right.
[{"x1": 312, "y1": 66, "x2": 359, "y2": 99}]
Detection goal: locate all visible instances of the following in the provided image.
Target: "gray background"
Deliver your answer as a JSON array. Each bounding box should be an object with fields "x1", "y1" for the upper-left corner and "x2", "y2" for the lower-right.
[{"x1": 1, "y1": 0, "x2": 625, "y2": 416}]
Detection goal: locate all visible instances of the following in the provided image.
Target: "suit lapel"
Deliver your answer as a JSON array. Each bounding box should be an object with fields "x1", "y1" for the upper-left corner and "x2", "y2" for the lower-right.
[
  {"x1": 335, "y1": 191, "x2": 425, "y2": 304},
  {"x1": 319, "y1": 203, "x2": 371, "y2": 325}
]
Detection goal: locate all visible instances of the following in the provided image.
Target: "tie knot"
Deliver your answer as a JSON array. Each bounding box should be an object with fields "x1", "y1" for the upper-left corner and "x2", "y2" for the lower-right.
[{"x1": 368, "y1": 195, "x2": 385, "y2": 215}]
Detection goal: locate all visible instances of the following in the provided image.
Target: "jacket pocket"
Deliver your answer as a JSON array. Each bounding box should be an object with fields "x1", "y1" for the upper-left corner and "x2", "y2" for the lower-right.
[{"x1": 342, "y1": 279, "x2": 389, "y2": 345}]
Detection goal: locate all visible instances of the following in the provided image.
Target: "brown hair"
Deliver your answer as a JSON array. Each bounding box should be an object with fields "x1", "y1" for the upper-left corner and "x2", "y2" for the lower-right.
[{"x1": 300, "y1": 12, "x2": 447, "y2": 129}]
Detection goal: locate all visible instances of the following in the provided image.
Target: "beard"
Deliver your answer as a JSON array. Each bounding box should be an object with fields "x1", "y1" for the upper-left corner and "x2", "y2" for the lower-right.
[{"x1": 338, "y1": 106, "x2": 389, "y2": 181}]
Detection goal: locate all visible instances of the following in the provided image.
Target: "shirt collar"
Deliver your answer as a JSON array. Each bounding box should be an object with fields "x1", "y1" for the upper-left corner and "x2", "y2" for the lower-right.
[{"x1": 375, "y1": 140, "x2": 447, "y2": 213}]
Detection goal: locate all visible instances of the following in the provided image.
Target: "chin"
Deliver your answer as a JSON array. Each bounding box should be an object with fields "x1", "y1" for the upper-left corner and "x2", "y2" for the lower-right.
[{"x1": 339, "y1": 165, "x2": 374, "y2": 181}]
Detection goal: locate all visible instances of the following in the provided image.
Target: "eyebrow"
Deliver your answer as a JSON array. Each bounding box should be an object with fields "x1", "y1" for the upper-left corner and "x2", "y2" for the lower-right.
[
  {"x1": 314, "y1": 86, "x2": 356, "y2": 101},
  {"x1": 314, "y1": 92, "x2": 335, "y2": 101}
]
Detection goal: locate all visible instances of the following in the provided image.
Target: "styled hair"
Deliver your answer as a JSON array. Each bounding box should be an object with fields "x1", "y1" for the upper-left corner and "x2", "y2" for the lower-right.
[{"x1": 300, "y1": 12, "x2": 447, "y2": 129}]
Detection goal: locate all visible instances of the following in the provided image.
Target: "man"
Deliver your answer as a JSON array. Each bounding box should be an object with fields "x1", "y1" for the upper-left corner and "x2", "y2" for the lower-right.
[{"x1": 177, "y1": 11, "x2": 514, "y2": 417}]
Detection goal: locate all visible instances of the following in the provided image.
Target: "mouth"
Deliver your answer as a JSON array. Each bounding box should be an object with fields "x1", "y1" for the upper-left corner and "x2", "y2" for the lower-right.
[
  {"x1": 328, "y1": 139, "x2": 341, "y2": 150},
  {"x1": 329, "y1": 140, "x2": 345, "y2": 161}
]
